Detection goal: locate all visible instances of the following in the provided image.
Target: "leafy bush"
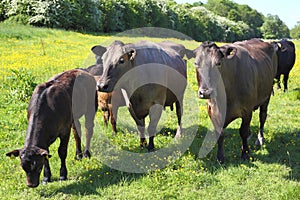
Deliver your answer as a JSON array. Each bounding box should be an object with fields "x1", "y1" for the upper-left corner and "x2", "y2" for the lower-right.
[{"x1": 2, "y1": 0, "x2": 103, "y2": 32}]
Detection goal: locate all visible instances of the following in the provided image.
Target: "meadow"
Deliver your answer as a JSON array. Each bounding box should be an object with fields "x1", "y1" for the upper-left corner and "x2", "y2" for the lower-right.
[{"x1": 0, "y1": 23, "x2": 300, "y2": 200}]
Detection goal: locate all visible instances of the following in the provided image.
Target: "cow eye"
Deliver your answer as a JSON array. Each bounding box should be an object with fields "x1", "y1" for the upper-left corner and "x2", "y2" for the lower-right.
[{"x1": 118, "y1": 57, "x2": 125, "y2": 64}]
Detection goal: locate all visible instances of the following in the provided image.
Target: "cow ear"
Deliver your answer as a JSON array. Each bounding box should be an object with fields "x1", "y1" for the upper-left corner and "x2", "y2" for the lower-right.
[
  {"x1": 6, "y1": 149, "x2": 20, "y2": 159},
  {"x1": 38, "y1": 148, "x2": 52, "y2": 160},
  {"x1": 127, "y1": 49, "x2": 136, "y2": 61},
  {"x1": 91, "y1": 45, "x2": 107, "y2": 56},
  {"x1": 185, "y1": 49, "x2": 195, "y2": 59},
  {"x1": 220, "y1": 46, "x2": 236, "y2": 59}
]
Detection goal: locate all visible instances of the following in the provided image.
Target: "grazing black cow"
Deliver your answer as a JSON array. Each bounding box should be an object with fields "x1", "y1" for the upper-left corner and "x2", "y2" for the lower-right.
[
  {"x1": 272, "y1": 39, "x2": 296, "y2": 92},
  {"x1": 6, "y1": 69, "x2": 97, "y2": 187},
  {"x1": 191, "y1": 39, "x2": 277, "y2": 163}
]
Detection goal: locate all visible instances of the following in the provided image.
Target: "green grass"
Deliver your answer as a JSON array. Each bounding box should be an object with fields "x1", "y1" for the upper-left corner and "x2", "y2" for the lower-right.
[{"x1": 0, "y1": 23, "x2": 300, "y2": 199}]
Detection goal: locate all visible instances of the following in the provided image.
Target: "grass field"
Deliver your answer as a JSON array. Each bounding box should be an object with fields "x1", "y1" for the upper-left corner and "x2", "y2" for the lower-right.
[{"x1": 0, "y1": 23, "x2": 300, "y2": 200}]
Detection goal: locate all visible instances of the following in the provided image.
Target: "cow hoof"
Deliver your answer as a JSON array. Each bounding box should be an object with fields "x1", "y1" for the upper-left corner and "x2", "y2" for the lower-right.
[
  {"x1": 147, "y1": 145, "x2": 155, "y2": 152},
  {"x1": 217, "y1": 156, "x2": 225, "y2": 164},
  {"x1": 42, "y1": 177, "x2": 51, "y2": 184},
  {"x1": 59, "y1": 176, "x2": 67, "y2": 181},
  {"x1": 140, "y1": 139, "x2": 147, "y2": 148},
  {"x1": 241, "y1": 150, "x2": 250, "y2": 161},
  {"x1": 174, "y1": 133, "x2": 181, "y2": 139},
  {"x1": 75, "y1": 153, "x2": 83, "y2": 160},
  {"x1": 147, "y1": 147, "x2": 155, "y2": 153},
  {"x1": 255, "y1": 137, "x2": 264, "y2": 147},
  {"x1": 83, "y1": 150, "x2": 91, "y2": 158}
]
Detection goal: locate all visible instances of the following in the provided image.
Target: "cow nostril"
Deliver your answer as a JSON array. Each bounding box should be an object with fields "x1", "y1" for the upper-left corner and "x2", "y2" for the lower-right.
[
  {"x1": 198, "y1": 90, "x2": 205, "y2": 97},
  {"x1": 102, "y1": 84, "x2": 108, "y2": 90},
  {"x1": 198, "y1": 88, "x2": 212, "y2": 99}
]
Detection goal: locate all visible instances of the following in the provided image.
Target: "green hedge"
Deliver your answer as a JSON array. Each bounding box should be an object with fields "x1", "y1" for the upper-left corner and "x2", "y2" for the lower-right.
[{"x1": 0, "y1": 0, "x2": 288, "y2": 41}]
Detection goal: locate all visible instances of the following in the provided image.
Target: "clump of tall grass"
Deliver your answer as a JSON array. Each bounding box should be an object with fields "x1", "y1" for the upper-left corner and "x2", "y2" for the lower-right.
[{"x1": 3, "y1": 68, "x2": 37, "y2": 103}]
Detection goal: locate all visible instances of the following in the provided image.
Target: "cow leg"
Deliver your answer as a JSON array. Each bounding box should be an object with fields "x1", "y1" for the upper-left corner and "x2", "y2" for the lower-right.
[
  {"x1": 42, "y1": 157, "x2": 52, "y2": 184},
  {"x1": 109, "y1": 103, "x2": 117, "y2": 135},
  {"x1": 175, "y1": 100, "x2": 183, "y2": 139},
  {"x1": 72, "y1": 120, "x2": 83, "y2": 160},
  {"x1": 283, "y1": 72, "x2": 290, "y2": 92},
  {"x1": 275, "y1": 74, "x2": 281, "y2": 90},
  {"x1": 240, "y1": 113, "x2": 252, "y2": 161},
  {"x1": 217, "y1": 129, "x2": 225, "y2": 164},
  {"x1": 103, "y1": 110, "x2": 109, "y2": 127},
  {"x1": 207, "y1": 100, "x2": 225, "y2": 163},
  {"x1": 137, "y1": 119, "x2": 146, "y2": 149},
  {"x1": 256, "y1": 97, "x2": 270, "y2": 146},
  {"x1": 147, "y1": 104, "x2": 163, "y2": 152},
  {"x1": 58, "y1": 132, "x2": 70, "y2": 181},
  {"x1": 83, "y1": 111, "x2": 96, "y2": 158}
]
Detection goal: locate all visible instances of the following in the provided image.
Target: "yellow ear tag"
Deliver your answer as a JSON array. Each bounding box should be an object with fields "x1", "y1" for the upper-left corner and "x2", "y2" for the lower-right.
[{"x1": 45, "y1": 155, "x2": 49, "y2": 160}]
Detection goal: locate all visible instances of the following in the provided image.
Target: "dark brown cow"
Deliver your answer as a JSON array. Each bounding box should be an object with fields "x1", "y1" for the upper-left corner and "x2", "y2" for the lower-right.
[
  {"x1": 6, "y1": 69, "x2": 97, "y2": 187},
  {"x1": 96, "y1": 40, "x2": 187, "y2": 151},
  {"x1": 90, "y1": 40, "x2": 190, "y2": 135},
  {"x1": 191, "y1": 39, "x2": 277, "y2": 163}
]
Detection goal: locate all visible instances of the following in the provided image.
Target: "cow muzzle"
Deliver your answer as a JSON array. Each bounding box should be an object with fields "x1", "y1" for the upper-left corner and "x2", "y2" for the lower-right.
[
  {"x1": 26, "y1": 177, "x2": 40, "y2": 188},
  {"x1": 198, "y1": 88, "x2": 215, "y2": 99},
  {"x1": 97, "y1": 82, "x2": 111, "y2": 93}
]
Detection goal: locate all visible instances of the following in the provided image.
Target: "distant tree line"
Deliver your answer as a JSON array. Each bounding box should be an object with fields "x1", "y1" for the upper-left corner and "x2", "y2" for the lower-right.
[
  {"x1": 290, "y1": 22, "x2": 300, "y2": 39},
  {"x1": 0, "y1": 0, "x2": 292, "y2": 41}
]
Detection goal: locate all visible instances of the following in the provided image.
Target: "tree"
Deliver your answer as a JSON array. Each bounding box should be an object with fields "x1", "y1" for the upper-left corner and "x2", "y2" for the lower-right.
[
  {"x1": 205, "y1": 0, "x2": 235, "y2": 18},
  {"x1": 237, "y1": 4, "x2": 264, "y2": 37},
  {"x1": 227, "y1": 9, "x2": 241, "y2": 22},
  {"x1": 290, "y1": 21, "x2": 300, "y2": 39},
  {"x1": 261, "y1": 14, "x2": 290, "y2": 39}
]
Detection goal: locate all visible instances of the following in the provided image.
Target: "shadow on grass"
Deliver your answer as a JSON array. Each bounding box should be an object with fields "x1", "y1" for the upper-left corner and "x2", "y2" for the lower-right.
[
  {"x1": 189, "y1": 124, "x2": 300, "y2": 180},
  {"x1": 253, "y1": 128, "x2": 300, "y2": 181},
  {"x1": 39, "y1": 124, "x2": 300, "y2": 197},
  {"x1": 39, "y1": 166, "x2": 144, "y2": 197},
  {"x1": 40, "y1": 125, "x2": 199, "y2": 197}
]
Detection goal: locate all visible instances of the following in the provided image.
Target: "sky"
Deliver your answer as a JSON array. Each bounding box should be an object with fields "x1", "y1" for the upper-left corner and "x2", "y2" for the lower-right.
[{"x1": 175, "y1": 0, "x2": 300, "y2": 29}]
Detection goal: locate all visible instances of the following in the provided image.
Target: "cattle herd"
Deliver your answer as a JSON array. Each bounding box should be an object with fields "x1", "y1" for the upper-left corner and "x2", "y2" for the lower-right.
[{"x1": 6, "y1": 38, "x2": 295, "y2": 187}]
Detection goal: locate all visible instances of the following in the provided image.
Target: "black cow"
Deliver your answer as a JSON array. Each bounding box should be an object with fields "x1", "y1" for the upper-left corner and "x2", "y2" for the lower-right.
[
  {"x1": 6, "y1": 69, "x2": 97, "y2": 187},
  {"x1": 273, "y1": 39, "x2": 296, "y2": 92}
]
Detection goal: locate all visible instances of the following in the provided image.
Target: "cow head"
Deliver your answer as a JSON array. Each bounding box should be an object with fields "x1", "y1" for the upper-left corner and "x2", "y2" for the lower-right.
[
  {"x1": 193, "y1": 42, "x2": 236, "y2": 99},
  {"x1": 6, "y1": 146, "x2": 51, "y2": 188},
  {"x1": 97, "y1": 40, "x2": 136, "y2": 93}
]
